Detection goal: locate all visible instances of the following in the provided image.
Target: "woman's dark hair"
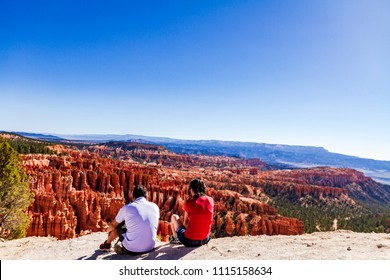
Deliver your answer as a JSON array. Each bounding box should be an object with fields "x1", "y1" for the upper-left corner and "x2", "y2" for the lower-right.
[
  {"x1": 133, "y1": 185, "x2": 147, "y2": 199},
  {"x1": 189, "y1": 178, "x2": 206, "y2": 196}
]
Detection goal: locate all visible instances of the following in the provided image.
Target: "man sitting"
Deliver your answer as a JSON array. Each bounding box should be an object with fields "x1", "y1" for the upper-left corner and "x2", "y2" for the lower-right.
[{"x1": 99, "y1": 185, "x2": 160, "y2": 254}]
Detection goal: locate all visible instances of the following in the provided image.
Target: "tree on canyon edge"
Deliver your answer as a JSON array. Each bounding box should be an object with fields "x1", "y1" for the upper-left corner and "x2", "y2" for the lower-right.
[{"x1": 0, "y1": 137, "x2": 34, "y2": 239}]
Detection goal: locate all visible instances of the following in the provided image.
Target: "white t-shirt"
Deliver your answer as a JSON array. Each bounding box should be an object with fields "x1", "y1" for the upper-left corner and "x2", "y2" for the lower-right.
[{"x1": 115, "y1": 197, "x2": 160, "y2": 253}]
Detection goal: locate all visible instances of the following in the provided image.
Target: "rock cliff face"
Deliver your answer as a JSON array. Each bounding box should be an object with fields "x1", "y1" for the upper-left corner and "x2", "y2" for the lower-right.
[
  {"x1": 85, "y1": 141, "x2": 271, "y2": 171},
  {"x1": 24, "y1": 153, "x2": 159, "y2": 239},
  {"x1": 3, "y1": 132, "x2": 389, "y2": 239},
  {"x1": 21, "y1": 142, "x2": 389, "y2": 241},
  {"x1": 256, "y1": 167, "x2": 390, "y2": 205},
  {"x1": 22, "y1": 148, "x2": 304, "y2": 241}
]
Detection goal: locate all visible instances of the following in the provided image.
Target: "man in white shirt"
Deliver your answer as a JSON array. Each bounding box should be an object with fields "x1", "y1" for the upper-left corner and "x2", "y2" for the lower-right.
[{"x1": 99, "y1": 185, "x2": 160, "y2": 254}]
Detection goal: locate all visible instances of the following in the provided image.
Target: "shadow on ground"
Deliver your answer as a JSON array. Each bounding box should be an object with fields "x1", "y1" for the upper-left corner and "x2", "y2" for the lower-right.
[{"x1": 78, "y1": 243, "x2": 196, "y2": 260}]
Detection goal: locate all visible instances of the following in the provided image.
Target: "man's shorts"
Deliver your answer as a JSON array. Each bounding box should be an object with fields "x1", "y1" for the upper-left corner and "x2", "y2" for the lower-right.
[
  {"x1": 176, "y1": 225, "x2": 210, "y2": 247},
  {"x1": 116, "y1": 221, "x2": 127, "y2": 242},
  {"x1": 115, "y1": 221, "x2": 154, "y2": 255}
]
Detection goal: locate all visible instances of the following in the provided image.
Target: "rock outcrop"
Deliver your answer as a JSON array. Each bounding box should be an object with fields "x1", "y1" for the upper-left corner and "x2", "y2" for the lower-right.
[
  {"x1": 22, "y1": 142, "x2": 388, "y2": 241},
  {"x1": 255, "y1": 167, "x2": 390, "y2": 204},
  {"x1": 22, "y1": 148, "x2": 304, "y2": 240},
  {"x1": 4, "y1": 133, "x2": 389, "y2": 240}
]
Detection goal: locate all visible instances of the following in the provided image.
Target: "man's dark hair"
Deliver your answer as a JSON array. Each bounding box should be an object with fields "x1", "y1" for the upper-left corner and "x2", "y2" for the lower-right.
[
  {"x1": 189, "y1": 178, "x2": 206, "y2": 196},
  {"x1": 133, "y1": 185, "x2": 147, "y2": 199}
]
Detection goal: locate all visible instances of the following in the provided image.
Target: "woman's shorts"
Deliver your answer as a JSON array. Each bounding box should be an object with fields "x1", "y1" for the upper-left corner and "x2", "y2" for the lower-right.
[{"x1": 176, "y1": 225, "x2": 210, "y2": 247}]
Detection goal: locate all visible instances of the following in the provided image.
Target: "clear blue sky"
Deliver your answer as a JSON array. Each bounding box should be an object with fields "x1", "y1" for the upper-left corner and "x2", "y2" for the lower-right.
[{"x1": 1, "y1": 0, "x2": 389, "y2": 160}]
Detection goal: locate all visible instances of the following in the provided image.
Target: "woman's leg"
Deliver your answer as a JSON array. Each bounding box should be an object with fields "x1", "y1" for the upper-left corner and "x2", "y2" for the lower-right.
[{"x1": 170, "y1": 214, "x2": 183, "y2": 238}]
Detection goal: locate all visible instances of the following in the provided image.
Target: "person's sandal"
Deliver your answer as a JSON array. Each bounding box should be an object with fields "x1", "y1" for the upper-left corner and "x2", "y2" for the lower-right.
[
  {"x1": 99, "y1": 240, "x2": 112, "y2": 251},
  {"x1": 114, "y1": 243, "x2": 125, "y2": 254},
  {"x1": 169, "y1": 236, "x2": 182, "y2": 245}
]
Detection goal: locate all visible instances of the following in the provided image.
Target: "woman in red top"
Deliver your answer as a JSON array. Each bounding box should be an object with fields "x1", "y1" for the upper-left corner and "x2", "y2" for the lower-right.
[{"x1": 170, "y1": 178, "x2": 214, "y2": 247}]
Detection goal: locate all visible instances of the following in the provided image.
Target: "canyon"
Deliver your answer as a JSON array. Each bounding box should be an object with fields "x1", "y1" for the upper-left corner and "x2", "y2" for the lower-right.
[
  {"x1": 19, "y1": 140, "x2": 390, "y2": 241},
  {"x1": 2, "y1": 133, "x2": 389, "y2": 241},
  {"x1": 22, "y1": 149, "x2": 303, "y2": 241}
]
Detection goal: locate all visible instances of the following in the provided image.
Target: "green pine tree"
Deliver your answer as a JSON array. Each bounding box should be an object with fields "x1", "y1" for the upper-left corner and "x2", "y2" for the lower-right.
[{"x1": 0, "y1": 137, "x2": 34, "y2": 239}]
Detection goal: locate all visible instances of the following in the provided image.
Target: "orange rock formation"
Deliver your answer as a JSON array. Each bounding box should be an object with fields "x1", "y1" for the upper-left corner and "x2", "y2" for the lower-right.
[
  {"x1": 22, "y1": 148, "x2": 306, "y2": 241},
  {"x1": 24, "y1": 143, "x2": 383, "y2": 241}
]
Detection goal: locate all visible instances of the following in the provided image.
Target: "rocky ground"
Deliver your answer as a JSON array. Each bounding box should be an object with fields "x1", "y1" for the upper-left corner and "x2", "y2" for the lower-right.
[{"x1": 0, "y1": 230, "x2": 389, "y2": 260}]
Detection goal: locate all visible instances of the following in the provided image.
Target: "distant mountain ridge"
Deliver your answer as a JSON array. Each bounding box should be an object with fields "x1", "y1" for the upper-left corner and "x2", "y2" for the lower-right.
[{"x1": 12, "y1": 131, "x2": 390, "y2": 184}]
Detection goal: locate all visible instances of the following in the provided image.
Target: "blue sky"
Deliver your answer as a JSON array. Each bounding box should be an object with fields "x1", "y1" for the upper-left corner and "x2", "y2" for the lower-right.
[{"x1": 1, "y1": 0, "x2": 389, "y2": 160}]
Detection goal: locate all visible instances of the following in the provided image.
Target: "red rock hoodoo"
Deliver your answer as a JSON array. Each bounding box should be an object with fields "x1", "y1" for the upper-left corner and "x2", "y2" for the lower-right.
[{"x1": 24, "y1": 145, "x2": 353, "y2": 240}]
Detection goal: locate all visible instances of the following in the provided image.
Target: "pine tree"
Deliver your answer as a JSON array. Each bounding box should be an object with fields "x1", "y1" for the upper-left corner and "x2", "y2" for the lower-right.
[{"x1": 0, "y1": 137, "x2": 34, "y2": 239}]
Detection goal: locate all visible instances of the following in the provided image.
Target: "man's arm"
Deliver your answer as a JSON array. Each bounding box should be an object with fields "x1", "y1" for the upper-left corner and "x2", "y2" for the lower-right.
[{"x1": 107, "y1": 220, "x2": 120, "y2": 233}]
